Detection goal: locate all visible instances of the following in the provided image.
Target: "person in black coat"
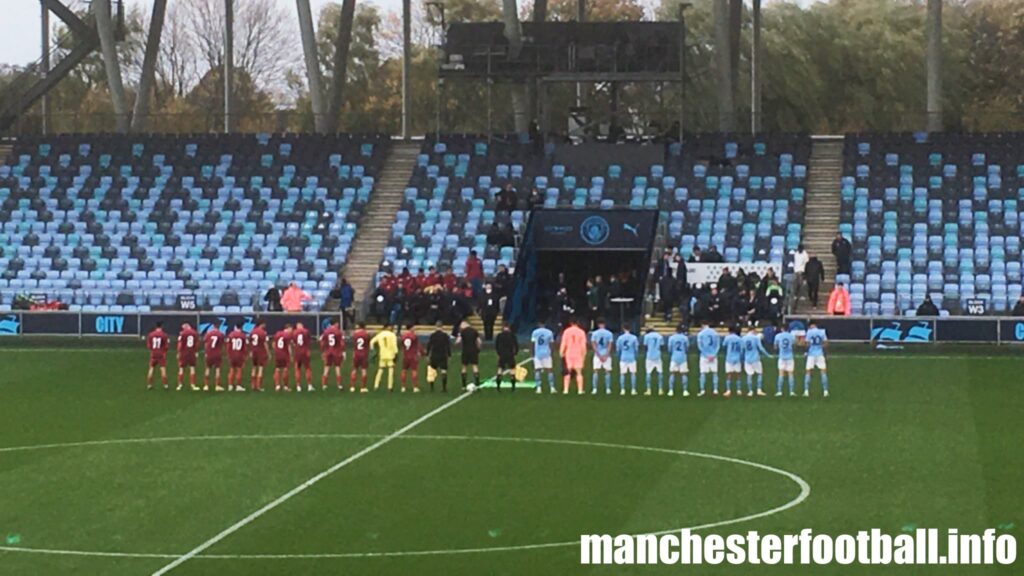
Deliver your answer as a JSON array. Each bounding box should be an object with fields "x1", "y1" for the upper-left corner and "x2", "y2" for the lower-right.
[
  {"x1": 426, "y1": 322, "x2": 452, "y2": 392},
  {"x1": 494, "y1": 325, "x2": 520, "y2": 391},
  {"x1": 804, "y1": 256, "x2": 826, "y2": 307},
  {"x1": 479, "y1": 283, "x2": 501, "y2": 341},
  {"x1": 1013, "y1": 296, "x2": 1024, "y2": 317},
  {"x1": 831, "y1": 233, "x2": 852, "y2": 275},
  {"x1": 263, "y1": 285, "x2": 282, "y2": 312},
  {"x1": 915, "y1": 295, "x2": 940, "y2": 317}
]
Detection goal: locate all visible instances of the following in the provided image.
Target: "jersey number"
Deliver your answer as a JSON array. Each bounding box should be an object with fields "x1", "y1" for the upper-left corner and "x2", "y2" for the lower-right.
[
  {"x1": 151, "y1": 337, "x2": 162, "y2": 349},
  {"x1": 231, "y1": 339, "x2": 243, "y2": 351}
]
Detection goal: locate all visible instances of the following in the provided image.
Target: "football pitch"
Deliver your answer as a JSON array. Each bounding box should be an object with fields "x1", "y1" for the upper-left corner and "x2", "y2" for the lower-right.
[{"x1": 0, "y1": 340, "x2": 1020, "y2": 575}]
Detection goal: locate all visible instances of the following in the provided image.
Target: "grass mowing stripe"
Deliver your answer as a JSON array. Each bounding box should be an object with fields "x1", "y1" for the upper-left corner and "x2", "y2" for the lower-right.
[{"x1": 149, "y1": 390, "x2": 475, "y2": 575}]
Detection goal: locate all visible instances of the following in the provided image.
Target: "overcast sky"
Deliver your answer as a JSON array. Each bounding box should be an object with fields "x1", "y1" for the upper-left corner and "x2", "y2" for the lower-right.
[{"x1": 0, "y1": 0, "x2": 816, "y2": 67}]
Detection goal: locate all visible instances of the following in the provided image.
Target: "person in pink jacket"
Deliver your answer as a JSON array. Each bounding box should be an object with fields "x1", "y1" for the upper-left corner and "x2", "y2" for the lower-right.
[
  {"x1": 559, "y1": 319, "x2": 588, "y2": 395},
  {"x1": 826, "y1": 282, "x2": 851, "y2": 316},
  {"x1": 281, "y1": 282, "x2": 313, "y2": 312}
]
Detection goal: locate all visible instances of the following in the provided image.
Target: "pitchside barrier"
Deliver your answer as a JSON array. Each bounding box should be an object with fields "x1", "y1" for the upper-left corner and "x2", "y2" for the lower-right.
[
  {"x1": 0, "y1": 311, "x2": 340, "y2": 338},
  {"x1": 2, "y1": 311, "x2": 1024, "y2": 344},
  {"x1": 785, "y1": 316, "x2": 1024, "y2": 344}
]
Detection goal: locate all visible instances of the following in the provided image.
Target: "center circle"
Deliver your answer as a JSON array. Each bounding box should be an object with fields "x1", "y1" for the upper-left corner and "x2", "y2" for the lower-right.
[{"x1": 0, "y1": 434, "x2": 810, "y2": 559}]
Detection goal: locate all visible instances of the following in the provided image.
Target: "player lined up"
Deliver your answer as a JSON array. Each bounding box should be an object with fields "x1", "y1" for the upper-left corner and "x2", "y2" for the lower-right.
[
  {"x1": 530, "y1": 318, "x2": 829, "y2": 397},
  {"x1": 147, "y1": 318, "x2": 829, "y2": 397}
]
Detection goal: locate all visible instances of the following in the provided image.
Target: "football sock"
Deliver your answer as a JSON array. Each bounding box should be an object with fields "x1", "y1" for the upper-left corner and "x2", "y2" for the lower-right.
[
  {"x1": 804, "y1": 374, "x2": 811, "y2": 394},
  {"x1": 591, "y1": 373, "x2": 598, "y2": 393},
  {"x1": 604, "y1": 372, "x2": 611, "y2": 393},
  {"x1": 821, "y1": 373, "x2": 829, "y2": 393}
]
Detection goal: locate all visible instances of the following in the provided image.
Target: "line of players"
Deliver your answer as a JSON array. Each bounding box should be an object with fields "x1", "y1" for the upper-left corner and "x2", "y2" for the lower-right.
[
  {"x1": 145, "y1": 318, "x2": 431, "y2": 393},
  {"x1": 144, "y1": 315, "x2": 829, "y2": 397},
  {"x1": 530, "y1": 318, "x2": 830, "y2": 397}
]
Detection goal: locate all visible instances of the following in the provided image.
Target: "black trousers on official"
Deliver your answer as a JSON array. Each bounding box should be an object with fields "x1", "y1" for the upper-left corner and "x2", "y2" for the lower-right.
[
  {"x1": 807, "y1": 281, "x2": 820, "y2": 307},
  {"x1": 482, "y1": 313, "x2": 497, "y2": 341}
]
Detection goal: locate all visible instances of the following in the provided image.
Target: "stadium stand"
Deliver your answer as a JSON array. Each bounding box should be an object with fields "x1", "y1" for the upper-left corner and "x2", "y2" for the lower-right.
[
  {"x1": 663, "y1": 134, "x2": 809, "y2": 264},
  {"x1": 0, "y1": 133, "x2": 388, "y2": 312},
  {"x1": 378, "y1": 134, "x2": 810, "y2": 280},
  {"x1": 839, "y1": 133, "x2": 1024, "y2": 315}
]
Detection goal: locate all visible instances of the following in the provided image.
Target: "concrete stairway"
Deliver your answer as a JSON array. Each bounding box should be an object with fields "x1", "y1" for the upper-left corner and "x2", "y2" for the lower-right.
[
  {"x1": 802, "y1": 136, "x2": 844, "y2": 311},
  {"x1": 340, "y1": 141, "x2": 421, "y2": 311},
  {"x1": 0, "y1": 140, "x2": 13, "y2": 164}
]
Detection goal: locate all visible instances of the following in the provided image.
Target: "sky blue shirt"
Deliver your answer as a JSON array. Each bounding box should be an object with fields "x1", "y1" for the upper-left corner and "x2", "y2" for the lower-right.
[
  {"x1": 723, "y1": 334, "x2": 743, "y2": 364},
  {"x1": 806, "y1": 327, "x2": 827, "y2": 357},
  {"x1": 590, "y1": 328, "x2": 614, "y2": 357},
  {"x1": 667, "y1": 333, "x2": 689, "y2": 364},
  {"x1": 616, "y1": 332, "x2": 639, "y2": 362},
  {"x1": 774, "y1": 331, "x2": 796, "y2": 361},
  {"x1": 742, "y1": 333, "x2": 769, "y2": 363},
  {"x1": 697, "y1": 327, "x2": 721, "y2": 357},
  {"x1": 642, "y1": 331, "x2": 664, "y2": 358},
  {"x1": 531, "y1": 327, "x2": 554, "y2": 359}
]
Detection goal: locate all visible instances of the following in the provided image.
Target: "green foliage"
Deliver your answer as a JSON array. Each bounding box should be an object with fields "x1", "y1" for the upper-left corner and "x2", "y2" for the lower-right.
[{"x1": 11, "y1": 0, "x2": 1024, "y2": 134}]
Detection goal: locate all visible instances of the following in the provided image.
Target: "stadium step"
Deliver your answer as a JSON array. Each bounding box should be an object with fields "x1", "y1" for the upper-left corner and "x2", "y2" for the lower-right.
[
  {"x1": 0, "y1": 140, "x2": 13, "y2": 164},
  {"x1": 802, "y1": 135, "x2": 845, "y2": 313},
  {"x1": 365, "y1": 314, "x2": 503, "y2": 337},
  {"x1": 341, "y1": 141, "x2": 421, "y2": 312}
]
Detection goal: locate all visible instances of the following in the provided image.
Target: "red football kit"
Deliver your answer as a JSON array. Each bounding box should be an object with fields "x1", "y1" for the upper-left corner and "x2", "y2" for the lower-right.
[
  {"x1": 249, "y1": 326, "x2": 269, "y2": 367},
  {"x1": 292, "y1": 326, "x2": 312, "y2": 369},
  {"x1": 320, "y1": 325, "x2": 345, "y2": 367},
  {"x1": 147, "y1": 328, "x2": 169, "y2": 367},
  {"x1": 227, "y1": 329, "x2": 248, "y2": 368},
  {"x1": 273, "y1": 330, "x2": 292, "y2": 368},
  {"x1": 177, "y1": 326, "x2": 199, "y2": 367},
  {"x1": 351, "y1": 329, "x2": 370, "y2": 369},
  {"x1": 401, "y1": 330, "x2": 420, "y2": 370},
  {"x1": 203, "y1": 328, "x2": 225, "y2": 368}
]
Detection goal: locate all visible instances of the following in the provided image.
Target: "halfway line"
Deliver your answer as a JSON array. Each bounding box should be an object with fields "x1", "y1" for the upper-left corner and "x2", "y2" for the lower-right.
[{"x1": 150, "y1": 389, "x2": 475, "y2": 575}]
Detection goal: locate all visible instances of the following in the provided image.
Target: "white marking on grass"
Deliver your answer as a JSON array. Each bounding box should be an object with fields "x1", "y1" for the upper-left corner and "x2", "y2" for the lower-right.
[
  {"x1": 149, "y1": 392, "x2": 474, "y2": 575},
  {"x1": 0, "y1": 434, "x2": 810, "y2": 561}
]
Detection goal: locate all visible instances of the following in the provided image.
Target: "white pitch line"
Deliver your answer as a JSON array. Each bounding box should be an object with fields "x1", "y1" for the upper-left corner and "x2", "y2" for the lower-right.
[
  {"x1": 149, "y1": 390, "x2": 474, "y2": 575},
  {"x1": 0, "y1": 434, "x2": 811, "y2": 561}
]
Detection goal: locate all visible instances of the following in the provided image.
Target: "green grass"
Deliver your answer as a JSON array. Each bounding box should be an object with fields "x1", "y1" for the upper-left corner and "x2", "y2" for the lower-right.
[{"x1": 0, "y1": 342, "x2": 1021, "y2": 575}]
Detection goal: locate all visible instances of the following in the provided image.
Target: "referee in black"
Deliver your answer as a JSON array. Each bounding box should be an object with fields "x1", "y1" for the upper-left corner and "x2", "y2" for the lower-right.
[
  {"x1": 456, "y1": 321, "x2": 482, "y2": 389},
  {"x1": 426, "y1": 321, "x2": 451, "y2": 392},
  {"x1": 494, "y1": 324, "x2": 519, "y2": 391}
]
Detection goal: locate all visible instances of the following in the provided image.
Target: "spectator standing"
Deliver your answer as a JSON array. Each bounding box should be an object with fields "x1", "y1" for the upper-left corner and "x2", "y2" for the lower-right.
[
  {"x1": 281, "y1": 282, "x2": 312, "y2": 312},
  {"x1": 826, "y1": 283, "x2": 851, "y2": 316},
  {"x1": 264, "y1": 284, "x2": 282, "y2": 312},
  {"x1": 804, "y1": 256, "x2": 825, "y2": 307},
  {"x1": 465, "y1": 250, "x2": 484, "y2": 296},
  {"x1": 831, "y1": 233, "x2": 852, "y2": 275},
  {"x1": 479, "y1": 283, "x2": 501, "y2": 341},
  {"x1": 789, "y1": 245, "x2": 809, "y2": 312}
]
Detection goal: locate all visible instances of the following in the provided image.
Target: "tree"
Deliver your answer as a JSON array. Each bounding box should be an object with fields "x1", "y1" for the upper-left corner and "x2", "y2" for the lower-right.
[{"x1": 182, "y1": 0, "x2": 300, "y2": 102}]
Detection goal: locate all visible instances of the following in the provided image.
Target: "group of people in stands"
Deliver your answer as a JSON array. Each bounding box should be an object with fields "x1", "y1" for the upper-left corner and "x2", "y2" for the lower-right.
[
  {"x1": 653, "y1": 248, "x2": 788, "y2": 329},
  {"x1": 370, "y1": 252, "x2": 514, "y2": 334}
]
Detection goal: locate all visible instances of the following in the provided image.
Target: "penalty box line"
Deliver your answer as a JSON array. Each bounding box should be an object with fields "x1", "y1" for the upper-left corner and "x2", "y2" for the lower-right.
[{"x1": 150, "y1": 389, "x2": 475, "y2": 575}]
